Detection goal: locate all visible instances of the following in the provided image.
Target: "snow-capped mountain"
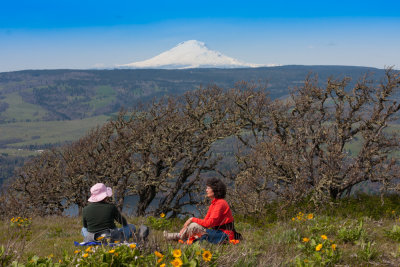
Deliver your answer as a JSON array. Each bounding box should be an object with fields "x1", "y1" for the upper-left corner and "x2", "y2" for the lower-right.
[{"x1": 118, "y1": 40, "x2": 270, "y2": 69}]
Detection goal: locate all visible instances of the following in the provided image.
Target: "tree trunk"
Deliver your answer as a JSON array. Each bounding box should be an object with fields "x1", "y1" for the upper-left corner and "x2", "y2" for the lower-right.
[{"x1": 136, "y1": 185, "x2": 156, "y2": 216}]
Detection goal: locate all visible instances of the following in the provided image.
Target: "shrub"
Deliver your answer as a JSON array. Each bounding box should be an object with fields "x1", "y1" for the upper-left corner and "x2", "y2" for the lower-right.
[
  {"x1": 146, "y1": 215, "x2": 172, "y2": 231},
  {"x1": 0, "y1": 245, "x2": 14, "y2": 267},
  {"x1": 337, "y1": 220, "x2": 366, "y2": 244},
  {"x1": 295, "y1": 234, "x2": 340, "y2": 266},
  {"x1": 357, "y1": 241, "x2": 379, "y2": 262},
  {"x1": 13, "y1": 243, "x2": 219, "y2": 267},
  {"x1": 385, "y1": 224, "x2": 400, "y2": 242}
]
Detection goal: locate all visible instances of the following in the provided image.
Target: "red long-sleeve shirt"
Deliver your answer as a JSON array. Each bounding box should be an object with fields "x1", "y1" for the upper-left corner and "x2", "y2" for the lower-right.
[{"x1": 192, "y1": 198, "x2": 234, "y2": 240}]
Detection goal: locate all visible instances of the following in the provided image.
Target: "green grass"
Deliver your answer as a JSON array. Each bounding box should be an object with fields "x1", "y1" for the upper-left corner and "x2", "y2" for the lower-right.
[
  {"x1": 2, "y1": 196, "x2": 400, "y2": 266},
  {"x1": 0, "y1": 92, "x2": 49, "y2": 122},
  {"x1": 0, "y1": 115, "x2": 110, "y2": 147}
]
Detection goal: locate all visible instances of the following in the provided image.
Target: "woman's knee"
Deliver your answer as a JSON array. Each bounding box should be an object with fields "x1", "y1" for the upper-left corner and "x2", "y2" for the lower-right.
[{"x1": 187, "y1": 222, "x2": 206, "y2": 234}]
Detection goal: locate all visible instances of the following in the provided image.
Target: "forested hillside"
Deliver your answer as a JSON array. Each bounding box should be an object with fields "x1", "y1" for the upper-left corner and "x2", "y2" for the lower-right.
[
  {"x1": 0, "y1": 66, "x2": 386, "y2": 122},
  {"x1": 0, "y1": 66, "x2": 393, "y2": 183}
]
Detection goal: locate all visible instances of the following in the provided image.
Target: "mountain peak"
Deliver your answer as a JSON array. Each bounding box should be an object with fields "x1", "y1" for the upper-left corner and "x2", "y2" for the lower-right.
[
  {"x1": 177, "y1": 40, "x2": 206, "y2": 48},
  {"x1": 118, "y1": 40, "x2": 271, "y2": 69}
]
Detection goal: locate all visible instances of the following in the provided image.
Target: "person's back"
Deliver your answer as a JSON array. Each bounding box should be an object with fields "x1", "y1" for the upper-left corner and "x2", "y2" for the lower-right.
[{"x1": 82, "y1": 201, "x2": 126, "y2": 233}]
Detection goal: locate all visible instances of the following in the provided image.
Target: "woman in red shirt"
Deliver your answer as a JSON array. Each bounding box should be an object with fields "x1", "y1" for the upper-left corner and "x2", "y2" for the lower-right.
[{"x1": 164, "y1": 178, "x2": 240, "y2": 244}]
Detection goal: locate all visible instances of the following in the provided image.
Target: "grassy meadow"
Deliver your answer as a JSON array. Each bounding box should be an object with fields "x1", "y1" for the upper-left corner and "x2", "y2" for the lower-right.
[
  {"x1": 0, "y1": 92, "x2": 49, "y2": 123},
  {"x1": 0, "y1": 115, "x2": 110, "y2": 149},
  {"x1": 2, "y1": 195, "x2": 400, "y2": 266}
]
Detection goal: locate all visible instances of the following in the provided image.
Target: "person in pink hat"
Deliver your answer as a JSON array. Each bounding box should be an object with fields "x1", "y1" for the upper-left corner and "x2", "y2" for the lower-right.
[{"x1": 81, "y1": 183, "x2": 136, "y2": 242}]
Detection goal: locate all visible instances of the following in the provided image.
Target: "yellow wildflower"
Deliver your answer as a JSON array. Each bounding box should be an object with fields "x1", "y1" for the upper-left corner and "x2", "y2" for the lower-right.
[
  {"x1": 74, "y1": 250, "x2": 81, "y2": 254},
  {"x1": 157, "y1": 257, "x2": 164, "y2": 264},
  {"x1": 321, "y1": 235, "x2": 328, "y2": 240},
  {"x1": 129, "y1": 243, "x2": 136, "y2": 249},
  {"x1": 171, "y1": 258, "x2": 183, "y2": 267},
  {"x1": 154, "y1": 251, "x2": 164, "y2": 258},
  {"x1": 83, "y1": 253, "x2": 89, "y2": 258},
  {"x1": 302, "y1": 237, "x2": 310, "y2": 242},
  {"x1": 160, "y1": 213, "x2": 166, "y2": 218},
  {"x1": 316, "y1": 244, "x2": 323, "y2": 251},
  {"x1": 109, "y1": 249, "x2": 115, "y2": 254},
  {"x1": 172, "y1": 249, "x2": 182, "y2": 258},
  {"x1": 47, "y1": 254, "x2": 53, "y2": 258},
  {"x1": 331, "y1": 244, "x2": 337, "y2": 250},
  {"x1": 291, "y1": 217, "x2": 295, "y2": 221},
  {"x1": 307, "y1": 213, "x2": 313, "y2": 219},
  {"x1": 114, "y1": 252, "x2": 119, "y2": 256},
  {"x1": 160, "y1": 264, "x2": 166, "y2": 267},
  {"x1": 304, "y1": 259, "x2": 309, "y2": 263},
  {"x1": 96, "y1": 236, "x2": 105, "y2": 241},
  {"x1": 114, "y1": 240, "x2": 120, "y2": 243},
  {"x1": 59, "y1": 260, "x2": 62, "y2": 263},
  {"x1": 202, "y1": 250, "x2": 212, "y2": 262},
  {"x1": 85, "y1": 247, "x2": 92, "y2": 252}
]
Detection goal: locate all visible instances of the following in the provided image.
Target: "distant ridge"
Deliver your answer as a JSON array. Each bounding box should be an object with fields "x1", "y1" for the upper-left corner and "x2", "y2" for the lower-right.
[{"x1": 118, "y1": 40, "x2": 275, "y2": 69}]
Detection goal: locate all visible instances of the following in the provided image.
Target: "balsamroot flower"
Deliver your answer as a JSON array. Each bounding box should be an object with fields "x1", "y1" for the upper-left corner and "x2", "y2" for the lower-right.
[
  {"x1": 154, "y1": 251, "x2": 164, "y2": 258},
  {"x1": 316, "y1": 244, "x2": 323, "y2": 251},
  {"x1": 302, "y1": 237, "x2": 310, "y2": 242},
  {"x1": 321, "y1": 235, "x2": 328, "y2": 240},
  {"x1": 331, "y1": 244, "x2": 337, "y2": 250},
  {"x1": 172, "y1": 249, "x2": 182, "y2": 258},
  {"x1": 160, "y1": 213, "x2": 166, "y2": 218},
  {"x1": 129, "y1": 243, "x2": 136, "y2": 249},
  {"x1": 170, "y1": 258, "x2": 183, "y2": 267},
  {"x1": 82, "y1": 253, "x2": 89, "y2": 258},
  {"x1": 202, "y1": 250, "x2": 212, "y2": 262}
]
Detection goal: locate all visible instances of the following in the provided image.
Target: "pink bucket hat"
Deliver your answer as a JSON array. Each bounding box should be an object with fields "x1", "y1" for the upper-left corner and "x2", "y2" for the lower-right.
[{"x1": 88, "y1": 183, "x2": 113, "y2": 202}]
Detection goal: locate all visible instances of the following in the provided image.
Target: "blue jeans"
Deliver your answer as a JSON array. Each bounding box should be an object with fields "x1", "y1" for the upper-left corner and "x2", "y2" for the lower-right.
[
  {"x1": 198, "y1": 229, "x2": 228, "y2": 244},
  {"x1": 81, "y1": 224, "x2": 136, "y2": 241}
]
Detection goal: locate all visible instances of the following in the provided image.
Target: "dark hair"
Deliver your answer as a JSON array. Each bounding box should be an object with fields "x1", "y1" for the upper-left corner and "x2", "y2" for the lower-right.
[{"x1": 206, "y1": 178, "x2": 227, "y2": 199}]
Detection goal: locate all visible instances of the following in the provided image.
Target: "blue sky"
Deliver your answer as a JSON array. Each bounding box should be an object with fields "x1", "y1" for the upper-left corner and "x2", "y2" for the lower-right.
[{"x1": 1, "y1": 0, "x2": 399, "y2": 72}]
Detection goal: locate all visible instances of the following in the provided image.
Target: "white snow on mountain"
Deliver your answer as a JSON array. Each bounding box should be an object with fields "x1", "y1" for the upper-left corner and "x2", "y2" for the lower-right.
[{"x1": 118, "y1": 40, "x2": 274, "y2": 69}]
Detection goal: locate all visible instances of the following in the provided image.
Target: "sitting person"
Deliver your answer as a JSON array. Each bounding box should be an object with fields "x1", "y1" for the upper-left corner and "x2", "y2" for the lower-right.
[
  {"x1": 81, "y1": 183, "x2": 137, "y2": 243},
  {"x1": 164, "y1": 178, "x2": 241, "y2": 244}
]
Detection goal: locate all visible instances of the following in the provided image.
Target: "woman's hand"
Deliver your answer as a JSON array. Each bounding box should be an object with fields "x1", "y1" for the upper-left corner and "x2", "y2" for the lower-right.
[{"x1": 179, "y1": 217, "x2": 193, "y2": 236}]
